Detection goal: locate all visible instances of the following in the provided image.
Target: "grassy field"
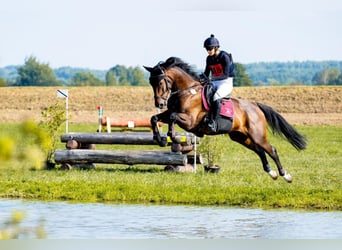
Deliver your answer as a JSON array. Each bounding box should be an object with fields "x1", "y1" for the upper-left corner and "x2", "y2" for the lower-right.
[
  {"x1": 0, "y1": 86, "x2": 341, "y2": 210},
  {"x1": 0, "y1": 123, "x2": 341, "y2": 210}
]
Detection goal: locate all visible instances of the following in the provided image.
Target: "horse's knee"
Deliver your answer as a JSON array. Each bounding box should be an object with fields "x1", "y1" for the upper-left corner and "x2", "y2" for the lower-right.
[
  {"x1": 151, "y1": 115, "x2": 158, "y2": 124},
  {"x1": 170, "y1": 112, "x2": 177, "y2": 122}
]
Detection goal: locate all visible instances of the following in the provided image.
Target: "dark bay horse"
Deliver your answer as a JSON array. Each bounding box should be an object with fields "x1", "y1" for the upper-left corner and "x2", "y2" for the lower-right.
[{"x1": 144, "y1": 57, "x2": 306, "y2": 182}]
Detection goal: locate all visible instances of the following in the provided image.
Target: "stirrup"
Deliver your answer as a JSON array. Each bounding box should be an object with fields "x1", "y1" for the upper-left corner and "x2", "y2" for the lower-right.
[{"x1": 207, "y1": 120, "x2": 217, "y2": 132}]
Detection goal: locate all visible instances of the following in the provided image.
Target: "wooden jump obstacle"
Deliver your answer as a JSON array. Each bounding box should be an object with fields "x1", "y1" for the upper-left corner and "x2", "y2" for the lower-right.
[
  {"x1": 96, "y1": 106, "x2": 161, "y2": 132},
  {"x1": 60, "y1": 132, "x2": 198, "y2": 147},
  {"x1": 99, "y1": 116, "x2": 163, "y2": 132},
  {"x1": 54, "y1": 149, "x2": 187, "y2": 166},
  {"x1": 54, "y1": 106, "x2": 202, "y2": 171},
  {"x1": 54, "y1": 131, "x2": 202, "y2": 171},
  {"x1": 101, "y1": 117, "x2": 163, "y2": 128}
]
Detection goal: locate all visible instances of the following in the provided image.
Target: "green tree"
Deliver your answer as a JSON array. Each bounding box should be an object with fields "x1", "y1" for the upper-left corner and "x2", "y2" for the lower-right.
[
  {"x1": 106, "y1": 65, "x2": 148, "y2": 86},
  {"x1": 112, "y1": 65, "x2": 130, "y2": 85},
  {"x1": 312, "y1": 68, "x2": 341, "y2": 85},
  {"x1": 267, "y1": 78, "x2": 281, "y2": 86},
  {"x1": 0, "y1": 77, "x2": 6, "y2": 87},
  {"x1": 130, "y1": 66, "x2": 149, "y2": 86},
  {"x1": 337, "y1": 74, "x2": 342, "y2": 85},
  {"x1": 234, "y1": 63, "x2": 253, "y2": 86},
  {"x1": 245, "y1": 60, "x2": 342, "y2": 85},
  {"x1": 15, "y1": 56, "x2": 60, "y2": 86},
  {"x1": 117, "y1": 67, "x2": 130, "y2": 86},
  {"x1": 70, "y1": 72, "x2": 104, "y2": 86},
  {"x1": 105, "y1": 70, "x2": 118, "y2": 86}
]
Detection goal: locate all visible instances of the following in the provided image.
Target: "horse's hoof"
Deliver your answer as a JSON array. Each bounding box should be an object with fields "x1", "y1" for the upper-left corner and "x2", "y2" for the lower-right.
[
  {"x1": 283, "y1": 173, "x2": 293, "y2": 183},
  {"x1": 159, "y1": 136, "x2": 168, "y2": 147},
  {"x1": 268, "y1": 170, "x2": 278, "y2": 180}
]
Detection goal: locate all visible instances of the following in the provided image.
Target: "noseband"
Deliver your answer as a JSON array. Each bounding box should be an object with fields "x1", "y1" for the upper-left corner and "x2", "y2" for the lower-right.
[{"x1": 149, "y1": 65, "x2": 172, "y2": 102}]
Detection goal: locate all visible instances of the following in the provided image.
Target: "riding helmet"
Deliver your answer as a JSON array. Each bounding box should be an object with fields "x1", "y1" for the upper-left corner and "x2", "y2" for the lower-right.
[{"x1": 203, "y1": 34, "x2": 220, "y2": 48}]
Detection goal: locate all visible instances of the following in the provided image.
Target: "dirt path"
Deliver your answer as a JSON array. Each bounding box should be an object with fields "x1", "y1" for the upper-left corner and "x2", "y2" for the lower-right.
[{"x1": 1, "y1": 86, "x2": 341, "y2": 125}]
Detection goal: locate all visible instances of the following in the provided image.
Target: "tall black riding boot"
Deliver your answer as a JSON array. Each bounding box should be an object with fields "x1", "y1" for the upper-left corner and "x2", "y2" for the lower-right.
[{"x1": 208, "y1": 99, "x2": 221, "y2": 132}]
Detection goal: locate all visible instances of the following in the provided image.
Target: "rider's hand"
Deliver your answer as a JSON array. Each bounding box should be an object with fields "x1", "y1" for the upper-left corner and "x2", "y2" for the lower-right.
[{"x1": 199, "y1": 73, "x2": 208, "y2": 85}]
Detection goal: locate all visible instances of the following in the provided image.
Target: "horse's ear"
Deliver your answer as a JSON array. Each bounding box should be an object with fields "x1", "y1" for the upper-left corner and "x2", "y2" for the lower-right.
[{"x1": 143, "y1": 66, "x2": 153, "y2": 72}]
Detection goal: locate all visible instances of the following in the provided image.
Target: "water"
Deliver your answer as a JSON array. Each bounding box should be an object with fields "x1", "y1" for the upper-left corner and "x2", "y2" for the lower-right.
[{"x1": 0, "y1": 199, "x2": 341, "y2": 239}]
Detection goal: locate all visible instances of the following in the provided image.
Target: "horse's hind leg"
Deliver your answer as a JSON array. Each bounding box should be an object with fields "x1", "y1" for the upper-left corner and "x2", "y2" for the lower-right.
[
  {"x1": 254, "y1": 146, "x2": 278, "y2": 180},
  {"x1": 243, "y1": 119, "x2": 293, "y2": 182},
  {"x1": 263, "y1": 144, "x2": 292, "y2": 182},
  {"x1": 229, "y1": 132, "x2": 278, "y2": 180},
  {"x1": 253, "y1": 134, "x2": 292, "y2": 182}
]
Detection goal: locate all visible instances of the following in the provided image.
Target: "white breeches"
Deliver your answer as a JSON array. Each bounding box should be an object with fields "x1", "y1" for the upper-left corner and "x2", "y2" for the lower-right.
[{"x1": 212, "y1": 77, "x2": 233, "y2": 101}]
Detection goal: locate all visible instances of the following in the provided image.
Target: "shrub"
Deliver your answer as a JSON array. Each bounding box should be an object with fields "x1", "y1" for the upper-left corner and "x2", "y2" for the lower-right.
[
  {"x1": 0, "y1": 211, "x2": 46, "y2": 239},
  {"x1": 39, "y1": 101, "x2": 67, "y2": 164},
  {"x1": 197, "y1": 135, "x2": 225, "y2": 167},
  {"x1": 0, "y1": 136, "x2": 15, "y2": 161}
]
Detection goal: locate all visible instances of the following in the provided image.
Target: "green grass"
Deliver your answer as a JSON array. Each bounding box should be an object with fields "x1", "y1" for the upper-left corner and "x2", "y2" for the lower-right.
[{"x1": 0, "y1": 123, "x2": 341, "y2": 210}]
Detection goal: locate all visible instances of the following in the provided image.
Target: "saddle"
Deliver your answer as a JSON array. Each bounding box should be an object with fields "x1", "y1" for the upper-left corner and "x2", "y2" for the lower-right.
[
  {"x1": 202, "y1": 84, "x2": 234, "y2": 118},
  {"x1": 201, "y1": 84, "x2": 234, "y2": 134}
]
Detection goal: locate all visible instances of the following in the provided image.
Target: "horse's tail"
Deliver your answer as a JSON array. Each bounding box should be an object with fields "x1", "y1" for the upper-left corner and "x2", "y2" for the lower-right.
[{"x1": 257, "y1": 103, "x2": 307, "y2": 150}]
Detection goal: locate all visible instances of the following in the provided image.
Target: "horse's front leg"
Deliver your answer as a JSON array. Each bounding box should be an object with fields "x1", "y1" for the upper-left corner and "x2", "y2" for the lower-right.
[
  {"x1": 167, "y1": 112, "x2": 177, "y2": 142},
  {"x1": 167, "y1": 112, "x2": 194, "y2": 143},
  {"x1": 151, "y1": 111, "x2": 170, "y2": 147}
]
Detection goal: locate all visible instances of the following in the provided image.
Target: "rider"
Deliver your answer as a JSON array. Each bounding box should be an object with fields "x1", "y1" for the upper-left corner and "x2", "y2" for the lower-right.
[{"x1": 203, "y1": 34, "x2": 235, "y2": 132}]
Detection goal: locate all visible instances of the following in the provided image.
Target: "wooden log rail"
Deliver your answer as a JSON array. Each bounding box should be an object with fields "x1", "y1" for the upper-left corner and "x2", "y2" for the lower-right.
[
  {"x1": 101, "y1": 117, "x2": 163, "y2": 128},
  {"x1": 60, "y1": 132, "x2": 199, "y2": 146},
  {"x1": 54, "y1": 149, "x2": 187, "y2": 166}
]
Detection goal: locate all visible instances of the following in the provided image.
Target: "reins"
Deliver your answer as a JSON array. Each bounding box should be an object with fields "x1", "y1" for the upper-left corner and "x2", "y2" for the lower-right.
[
  {"x1": 169, "y1": 82, "x2": 203, "y2": 97},
  {"x1": 152, "y1": 65, "x2": 202, "y2": 100}
]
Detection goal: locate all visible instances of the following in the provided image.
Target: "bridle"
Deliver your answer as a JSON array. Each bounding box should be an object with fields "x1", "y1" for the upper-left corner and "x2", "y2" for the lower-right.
[
  {"x1": 149, "y1": 65, "x2": 172, "y2": 103},
  {"x1": 150, "y1": 64, "x2": 202, "y2": 104}
]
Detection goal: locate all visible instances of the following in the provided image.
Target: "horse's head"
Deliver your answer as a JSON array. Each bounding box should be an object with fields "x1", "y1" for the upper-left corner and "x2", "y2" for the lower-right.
[
  {"x1": 144, "y1": 57, "x2": 201, "y2": 109},
  {"x1": 144, "y1": 62, "x2": 172, "y2": 109}
]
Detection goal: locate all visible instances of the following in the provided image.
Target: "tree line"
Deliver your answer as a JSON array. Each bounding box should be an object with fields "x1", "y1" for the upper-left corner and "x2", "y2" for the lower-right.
[
  {"x1": 0, "y1": 56, "x2": 150, "y2": 87},
  {"x1": 245, "y1": 61, "x2": 342, "y2": 86},
  {"x1": 1, "y1": 56, "x2": 342, "y2": 87},
  {"x1": 0, "y1": 56, "x2": 253, "y2": 87}
]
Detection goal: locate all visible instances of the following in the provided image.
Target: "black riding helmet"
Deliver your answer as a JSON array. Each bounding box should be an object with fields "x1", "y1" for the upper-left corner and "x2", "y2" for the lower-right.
[{"x1": 203, "y1": 34, "x2": 220, "y2": 49}]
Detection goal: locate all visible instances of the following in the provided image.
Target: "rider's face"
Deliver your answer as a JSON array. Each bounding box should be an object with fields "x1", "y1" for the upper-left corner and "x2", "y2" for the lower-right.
[{"x1": 206, "y1": 47, "x2": 215, "y2": 56}]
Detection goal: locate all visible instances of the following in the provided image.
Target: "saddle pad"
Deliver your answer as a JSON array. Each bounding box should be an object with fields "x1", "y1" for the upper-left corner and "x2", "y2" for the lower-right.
[
  {"x1": 201, "y1": 86, "x2": 210, "y2": 111},
  {"x1": 220, "y1": 99, "x2": 234, "y2": 118}
]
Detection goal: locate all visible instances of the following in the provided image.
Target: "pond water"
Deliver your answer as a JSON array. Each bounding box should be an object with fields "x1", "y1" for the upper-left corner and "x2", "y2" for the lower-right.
[{"x1": 0, "y1": 199, "x2": 341, "y2": 239}]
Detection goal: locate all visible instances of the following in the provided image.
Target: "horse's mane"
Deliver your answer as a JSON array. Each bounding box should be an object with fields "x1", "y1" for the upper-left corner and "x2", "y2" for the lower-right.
[{"x1": 161, "y1": 57, "x2": 200, "y2": 81}]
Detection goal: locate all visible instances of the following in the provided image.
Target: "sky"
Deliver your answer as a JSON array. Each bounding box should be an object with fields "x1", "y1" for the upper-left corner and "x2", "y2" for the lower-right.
[{"x1": 1, "y1": 0, "x2": 342, "y2": 70}]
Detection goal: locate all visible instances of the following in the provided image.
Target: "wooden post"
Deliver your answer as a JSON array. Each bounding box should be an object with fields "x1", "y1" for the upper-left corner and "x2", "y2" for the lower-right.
[{"x1": 97, "y1": 106, "x2": 103, "y2": 132}]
